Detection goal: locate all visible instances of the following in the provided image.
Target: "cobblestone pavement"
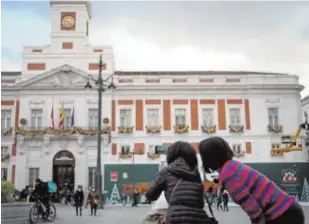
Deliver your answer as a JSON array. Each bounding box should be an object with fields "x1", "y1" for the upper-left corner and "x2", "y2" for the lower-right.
[{"x1": 53, "y1": 204, "x2": 309, "y2": 224}]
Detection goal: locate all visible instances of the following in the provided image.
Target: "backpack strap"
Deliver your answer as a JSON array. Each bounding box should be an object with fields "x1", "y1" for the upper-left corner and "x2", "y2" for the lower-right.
[
  {"x1": 205, "y1": 195, "x2": 216, "y2": 219},
  {"x1": 168, "y1": 179, "x2": 182, "y2": 205}
]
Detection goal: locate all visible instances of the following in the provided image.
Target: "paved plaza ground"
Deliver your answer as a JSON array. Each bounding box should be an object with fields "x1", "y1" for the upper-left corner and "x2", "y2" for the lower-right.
[{"x1": 53, "y1": 204, "x2": 309, "y2": 224}]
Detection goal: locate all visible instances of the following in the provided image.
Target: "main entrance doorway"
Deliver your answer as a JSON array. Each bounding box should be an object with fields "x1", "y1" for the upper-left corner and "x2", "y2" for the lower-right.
[{"x1": 53, "y1": 150, "x2": 75, "y2": 192}]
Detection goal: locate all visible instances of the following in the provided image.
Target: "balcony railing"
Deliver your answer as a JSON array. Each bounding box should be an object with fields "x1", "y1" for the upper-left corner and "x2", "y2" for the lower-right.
[{"x1": 1, "y1": 127, "x2": 13, "y2": 136}]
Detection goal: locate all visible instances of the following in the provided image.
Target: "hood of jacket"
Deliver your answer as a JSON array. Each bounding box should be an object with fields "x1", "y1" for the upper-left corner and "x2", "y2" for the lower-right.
[{"x1": 166, "y1": 157, "x2": 201, "y2": 182}]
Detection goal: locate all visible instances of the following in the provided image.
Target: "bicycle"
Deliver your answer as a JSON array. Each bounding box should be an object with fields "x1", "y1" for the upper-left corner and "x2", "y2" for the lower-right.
[{"x1": 29, "y1": 197, "x2": 57, "y2": 223}]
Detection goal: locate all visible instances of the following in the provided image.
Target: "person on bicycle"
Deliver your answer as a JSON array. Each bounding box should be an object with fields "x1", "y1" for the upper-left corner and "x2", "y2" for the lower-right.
[{"x1": 33, "y1": 178, "x2": 50, "y2": 218}]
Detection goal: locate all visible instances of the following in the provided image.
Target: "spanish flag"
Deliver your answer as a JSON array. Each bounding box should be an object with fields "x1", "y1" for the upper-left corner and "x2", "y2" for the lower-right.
[{"x1": 58, "y1": 103, "x2": 65, "y2": 128}]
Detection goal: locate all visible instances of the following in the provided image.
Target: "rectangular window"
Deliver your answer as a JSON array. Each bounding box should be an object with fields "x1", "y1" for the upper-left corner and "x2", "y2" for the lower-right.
[
  {"x1": 64, "y1": 109, "x2": 72, "y2": 129},
  {"x1": 88, "y1": 109, "x2": 98, "y2": 130},
  {"x1": 154, "y1": 145, "x2": 168, "y2": 155},
  {"x1": 148, "y1": 145, "x2": 156, "y2": 153},
  {"x1": 1, "y1": 110, "x2": 12, "y2": 130},
  {"x1": 1, "y1": 146, "x2": 9, "y2": 157},
  {"x1": 175, "y1": 108, "x2": 186, "y2": 126},
  {"x1": 88, "y1": 167, "x2": 96, "y2": 188},
  {"x1": 268, "y1": 107, "x2": 279, "y2": 126},
  {"x1": 232, "y1": 144, "x2": 242, "y2": 154},
  {"x1": 28, "y1": 168, "x2": 40, "y2": 187},
  {"x1": 1, "y1": 168, "x2": 8, "y2": 181},
  {"x1": 31, "y1": 109, "x2": 43, "y2": 129},
  {"x1": 230, "y1": 108, "x2": 241, "y2": 125},
  {"x1": 121, "y1": 145, "x2": 131, "y2": 154},
  {"x1": 202, "y1": 108, "x2": 214, "y2": 127},
  {"x1": 147, "y1": 108, "x2": 160, "y2": 127},
  {"x1": 120, "y1": 109, "x2": 132, "y2": 127}
]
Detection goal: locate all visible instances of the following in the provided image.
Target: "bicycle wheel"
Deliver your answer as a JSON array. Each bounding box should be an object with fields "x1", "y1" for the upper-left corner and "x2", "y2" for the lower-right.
[
  {"x1": 29, "y1": 205, "x2": 40, "y2": 224},
  {"x1": 47, "y1": 205, "x2": 57, "y2": 222}
]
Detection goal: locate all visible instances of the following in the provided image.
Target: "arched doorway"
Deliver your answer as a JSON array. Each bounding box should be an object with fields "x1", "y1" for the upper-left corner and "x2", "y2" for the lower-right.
[{"x1": 53, "y1": 150, "x2": 75, "y2": 192}]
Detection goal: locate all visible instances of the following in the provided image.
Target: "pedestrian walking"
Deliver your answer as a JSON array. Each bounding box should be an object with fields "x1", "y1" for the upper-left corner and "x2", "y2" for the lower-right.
[
  {"x1": 122, "y1": 192, "x2": 127, "y2": 206},
  {"x1": 222, "y1": 188, "x2": 229, "y2": 211},
  {"x1": 86, "y1": 188, "x2": 99, "y2": 216},
  {"x1": 205, "y1": 187, "x2": 214, "y2": 207},
  {"x1": 216, "y1": 191, "x2": 223, "y2": 211},
  {"x1": 132, "y1": 189, "x2": 139, "y2": 207},
  {"x1": 199, "y1": 136, "x2": 305, "y2": 224},
  {"x1": 74, "y1": 185, "x2": 84, "y2": 216}
]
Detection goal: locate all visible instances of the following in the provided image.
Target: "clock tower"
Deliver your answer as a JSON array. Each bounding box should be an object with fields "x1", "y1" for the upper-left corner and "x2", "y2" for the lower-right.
[{"x1": 50, "y1": 0, "x2": 91, "y2": 49}]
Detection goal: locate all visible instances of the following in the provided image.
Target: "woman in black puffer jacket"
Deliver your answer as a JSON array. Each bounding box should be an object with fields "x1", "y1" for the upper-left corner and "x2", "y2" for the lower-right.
[{"x1": 146, "y1": 141, "x2": 213, "y2": 224}]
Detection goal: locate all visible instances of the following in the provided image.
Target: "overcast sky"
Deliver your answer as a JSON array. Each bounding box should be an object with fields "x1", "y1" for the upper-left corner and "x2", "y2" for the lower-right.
[{"x1": 1, "y1": 1, "x2": 309, "y2": 97}]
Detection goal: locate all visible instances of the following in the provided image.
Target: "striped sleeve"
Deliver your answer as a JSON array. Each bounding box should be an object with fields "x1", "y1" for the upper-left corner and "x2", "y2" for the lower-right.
[{"x1": 224, "y1": 175, "x2": 263, "y2": 223}]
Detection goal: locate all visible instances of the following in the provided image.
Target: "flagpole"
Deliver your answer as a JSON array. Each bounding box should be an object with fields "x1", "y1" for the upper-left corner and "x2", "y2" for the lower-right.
[
  {"x1": 52, "y1": 98, "x2": 54, "y2": 130},
  {"x1": 62, "y1": 101, "x2": 65, "y2": 131}
]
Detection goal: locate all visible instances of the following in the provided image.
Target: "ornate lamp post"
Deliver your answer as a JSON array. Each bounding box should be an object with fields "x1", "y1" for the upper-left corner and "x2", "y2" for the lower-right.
[{"x1": 84, "y1": 54, "x2": 116, "y2": 207}]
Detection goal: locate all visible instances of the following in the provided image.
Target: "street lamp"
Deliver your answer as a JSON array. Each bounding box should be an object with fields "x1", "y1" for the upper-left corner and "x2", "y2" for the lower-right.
[{"x1": 84, "y1": 54, "x2": 116, "y2": 208}]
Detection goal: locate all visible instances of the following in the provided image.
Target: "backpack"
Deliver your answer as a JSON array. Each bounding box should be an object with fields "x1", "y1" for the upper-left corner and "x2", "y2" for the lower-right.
[{"x1": 47, "y1": 182, "x2": 57, "y2": 193}]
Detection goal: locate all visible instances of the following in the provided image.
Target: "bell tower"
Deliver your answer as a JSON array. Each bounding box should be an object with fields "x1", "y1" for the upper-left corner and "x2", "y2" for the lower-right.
[{"x1": 50, "y1": 0, "x2": 92, "y2": 49}]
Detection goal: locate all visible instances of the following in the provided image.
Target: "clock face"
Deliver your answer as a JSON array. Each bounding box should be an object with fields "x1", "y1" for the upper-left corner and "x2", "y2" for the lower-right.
[{"x1": 61, "y1": 16, "x2": 75, "y2": 28}]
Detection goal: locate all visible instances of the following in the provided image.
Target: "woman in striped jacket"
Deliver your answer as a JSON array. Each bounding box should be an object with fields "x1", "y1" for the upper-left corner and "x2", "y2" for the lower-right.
[{"x1": 199, "y1": 136, "x2": 305, "y2": 224}]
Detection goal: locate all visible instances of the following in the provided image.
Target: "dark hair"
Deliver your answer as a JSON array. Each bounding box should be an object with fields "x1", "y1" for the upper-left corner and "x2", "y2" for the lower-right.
[
  {"x1": 199, "y1": 137, "x2": 234, "y2": 173},
  {"x1": 213, "y1": 179, "x2": 219, "y2": 184},
  {"x1": 35, "y1": 178, "x2": 42, "y2": 183},
  {"x1": 166, "y1": 141, "x2": 198, "y2": 169}
]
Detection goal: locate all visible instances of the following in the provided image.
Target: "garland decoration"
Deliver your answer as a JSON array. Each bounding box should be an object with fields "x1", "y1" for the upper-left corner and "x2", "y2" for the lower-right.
[
  {"x1": 229, "y1": 125, "x2": 244, "y2": 133},
  {"x1": 1, "y1": 154, "x2": 10, "y2": 161},
  {"x1": 15, "y1": 126, "x2": 111, "y2": 136},
  {"x1": 118, "y1": 126, "x2": 134, "y2": 134},
  {"x1": 201, "y1": 125, "x2": 216, "y2": 134},
  {"x1": 145, "y1": 126, "x2": 161, "y2": 134},
  {"x1": 268, "y1": 125, "x2": 283, "y2": 133},
  {"x1": 173, "y1": 124, "x2": 189, "y2": 133},
  {"x1": 271, "y1": 150, "x2": 284, "y2": 157},
  {"x1": 119, "y1": 152, "x2": 133, "y2": 159},
  {"x1": 233, "y1": 151, "x2": 245, "y2": 158},
  {"x1": 1, "y1": 127, "x2": 13, "y2": 136},
  {"x1": 147, "y1": 152, "x2": 160, "y2": 159}
]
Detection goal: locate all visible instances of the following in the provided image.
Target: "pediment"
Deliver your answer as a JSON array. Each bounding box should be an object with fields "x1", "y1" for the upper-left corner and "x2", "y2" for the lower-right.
[{"x1": 17, "y1": 64, "x2": 89, "y2": 88}]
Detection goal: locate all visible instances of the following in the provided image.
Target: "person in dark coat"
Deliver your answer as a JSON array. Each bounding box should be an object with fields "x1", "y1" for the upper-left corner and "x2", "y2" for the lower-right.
[
  {"x1": 146, "y1": 141, "x2": 213, "y2": 224},
  {"x1": 74, "y1": 185, "x2": 84, "y2": 216},
  {"x1": 131, "y1": 189, "x2": 139, "y2": 207},
  {"x1": 20, "y1": 185, "x2": 30, "y2": 201},
  {"x1": 222, "y1": 188, "x2": 229, "y2": 211},
  {"x1": 121, "y1": 192, "x2": 127, "y2": 206},
  {"x1": 33, "y1": 178, "x2": 50, "y2": 219},
  {"x1": 216, "y1": 191, "x2": 223, "y2": 211}
]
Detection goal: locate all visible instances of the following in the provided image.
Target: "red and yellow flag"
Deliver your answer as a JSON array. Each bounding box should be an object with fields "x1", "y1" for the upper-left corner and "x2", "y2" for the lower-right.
[{"x1": 58, "y1": 103, "x2": 64, "y2": 128}]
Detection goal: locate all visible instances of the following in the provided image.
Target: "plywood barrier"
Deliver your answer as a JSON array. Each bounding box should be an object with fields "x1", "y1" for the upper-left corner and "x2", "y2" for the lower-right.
[
  {"x1": 122, "y1": 183, "x2": 151, "y2": 194},
  {"x1": 203, "y1": 181, "x2": 218, "y2": 192}
]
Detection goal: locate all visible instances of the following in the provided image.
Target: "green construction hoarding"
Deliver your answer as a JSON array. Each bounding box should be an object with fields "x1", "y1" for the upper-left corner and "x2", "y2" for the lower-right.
[
  {"x1": 103, "y1": 162, "x2": 309, "y2": 204},
  {"x1": 246, "y1": 162, "x2": 309, "y2": 202},
  {"x1": 104, "y1": 164, "x2": 159, "y2": 204}
]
